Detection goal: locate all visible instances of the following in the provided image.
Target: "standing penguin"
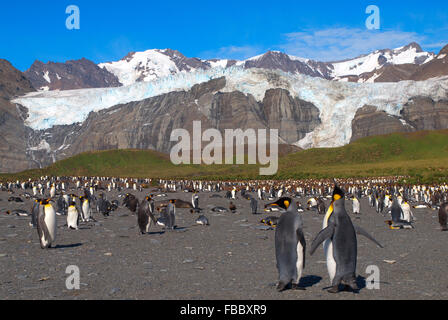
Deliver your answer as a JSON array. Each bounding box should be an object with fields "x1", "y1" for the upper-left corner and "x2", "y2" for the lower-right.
[
  {"x1": 192, "y1": 192, "x2": 199, "y2": 209},
  {"x1": 400, "y1": 199, "x2": 415, "y2": 223},
  {"x1": 30, "y1": 199, "x2": 40, "y2": 228},
  {"x1": 250, "y1": 196, "x2": 258, "y2": 215},
  {"x1": 266, "y1": 197, "x2": 306, "y2": 292},
  {"x1": 137, "y1": 196, "x2": 158, "y2": 234},
  {"x1": 67, "y1": 201, "x2": 79, "y2": 230},
  {"x1": 37, "y1": 199, "x2": 57, "y2": 249},
  {"x1": 390, "y1": 197, "x2": 403, "y2": 222},
  {"x1": 352, "y1": 196, "x2": 360, "y2": 215},
  {"x1": 50, "y1": 184, "x2": 56, "y2": 198},
  {"x1": 310, "y1": 186, "x2": 383, "y2": 293},
  {"x1": 167, "y1": 199, "x2": 176, "y2": 230},
  {"x1": 80, "y1": 196, "x2": 92, "y2": 222},
  {"x1": 438, "y1": 202, "x2": 448, "y2": 231}
]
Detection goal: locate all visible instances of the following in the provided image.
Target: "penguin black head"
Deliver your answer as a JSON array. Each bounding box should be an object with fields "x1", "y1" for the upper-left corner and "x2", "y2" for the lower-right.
[
  {"x1": 169, "y1": 199, "x2": 176, "y2": 204},
  {"x1": 266, "y1": 197, "x2": 292, "y2": 210},
  {"x1": 332, "y1": 185, "x2": 345, "y2": 201}
]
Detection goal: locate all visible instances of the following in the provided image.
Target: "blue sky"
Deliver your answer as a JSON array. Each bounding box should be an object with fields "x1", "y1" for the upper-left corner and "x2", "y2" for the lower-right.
[{"x1": 1, "y1": 0, "x2": 447, "y2": 71}]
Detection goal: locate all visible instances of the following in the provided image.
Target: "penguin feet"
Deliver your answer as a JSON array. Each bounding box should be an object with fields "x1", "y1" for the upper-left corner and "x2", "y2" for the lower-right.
[
  {"x1": 276, "y1": 282, "x2": 289, "y2": 292},
  {"x1": 291, "y1": 283, "x2": 306, "y2": 291},
  {"x1": 327, "y1": 285, "x2": 340, "y2": 294}
]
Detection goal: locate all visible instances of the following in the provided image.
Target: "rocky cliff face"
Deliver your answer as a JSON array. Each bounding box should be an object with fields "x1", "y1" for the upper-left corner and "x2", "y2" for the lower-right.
[
  {"x1": 26, "y1": 77, "x2": 321, "y2": 168},
  {"x1": 400, "y1": 97, "x2": 448, "y2": 130},
  {"x1": 350, "y1": 105, "x2": 415, "y2": 142},
  {"x1": 25, "y1": 58, "x2": 122, "y2": 91},
  {"x1": 351, "y1": 97, "x2": 448, "y2": 142},
  {"x1": 261, "y1": 88, "x2": 322, "y2": 144},
  {"x1": 0, "y1": 59, "x2": 36, "y2": 173}
]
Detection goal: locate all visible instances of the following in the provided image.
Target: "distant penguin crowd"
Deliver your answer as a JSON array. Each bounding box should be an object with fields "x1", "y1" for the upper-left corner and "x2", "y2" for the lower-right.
[{"x1": 1, "y1": 175, "x2": 447, "y2": 294}]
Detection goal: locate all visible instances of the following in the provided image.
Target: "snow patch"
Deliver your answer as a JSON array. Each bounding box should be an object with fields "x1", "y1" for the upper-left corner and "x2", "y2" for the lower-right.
[
  {"x1": 43, "y1": 71, "x2": 51, "y2": 83},
  {"x1": 29, "y1": 140, "x2": 51, "y2": 152}
]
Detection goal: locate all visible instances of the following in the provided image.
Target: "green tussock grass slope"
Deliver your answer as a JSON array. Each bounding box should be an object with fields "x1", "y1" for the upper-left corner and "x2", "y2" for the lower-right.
[
  {"x1": 1, "y1": 130, "x2": 448, "y2": 183},
  {"x1": 275, "y1": 129, "x2": 448, "y2": 182}
]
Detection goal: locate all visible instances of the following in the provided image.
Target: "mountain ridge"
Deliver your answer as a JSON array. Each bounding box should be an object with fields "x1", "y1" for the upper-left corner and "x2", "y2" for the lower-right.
[{"x1": 24, "y1": 42, "x2": 444, "y2": 91}]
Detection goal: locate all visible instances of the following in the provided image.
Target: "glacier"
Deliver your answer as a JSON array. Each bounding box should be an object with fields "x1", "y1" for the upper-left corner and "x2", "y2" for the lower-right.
[{"x1": 12, "y1": 67, "x2": 448, "y2": 149}]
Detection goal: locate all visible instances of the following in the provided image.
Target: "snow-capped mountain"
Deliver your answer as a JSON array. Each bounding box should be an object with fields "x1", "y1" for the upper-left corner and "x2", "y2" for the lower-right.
[
  {"x1": 330, "y1": 42, "x2": 435, "y2": 82},
  {"x1": 2, "y1": 43, "x2": 447, "y2": 173},
  {"x1": 98, "y1": 49, "x2": 236, "y2": 86},
  {"x1": 24, "y1": 42, "x2": 439, "y2": 92},
  {"x1": 96, "y1": 42, "x2": 436, "y2": 87}
]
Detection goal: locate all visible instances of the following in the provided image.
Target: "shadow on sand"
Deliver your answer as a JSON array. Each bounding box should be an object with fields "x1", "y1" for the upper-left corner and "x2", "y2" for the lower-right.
[
  {"x1": 53, "y1": 243, "x2": 83, "y2": 249},
  {"x1": 298, "y1": 275, "x2": 323, "y2": 288}
]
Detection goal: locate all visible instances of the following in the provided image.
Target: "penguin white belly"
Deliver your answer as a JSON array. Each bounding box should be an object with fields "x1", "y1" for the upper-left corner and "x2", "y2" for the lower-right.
[
  {"x1": 44, "y1": 205, "x2": 57, "y2": 243},
  {"x1": 67, "y1": 207, "x2": 79, "y2": 229},
  {"x1": 295, "y1": 241, "x2": 304, "y2": 282},
  {"x1": 324, "y1": 240, "x2": 336, "y2": 283},
  {"x1": 323, "y1": 215, "x2": 336, "y2": 283},
  {"x1": 82, "y1": 201, "x2": 91, "y2": 221}
]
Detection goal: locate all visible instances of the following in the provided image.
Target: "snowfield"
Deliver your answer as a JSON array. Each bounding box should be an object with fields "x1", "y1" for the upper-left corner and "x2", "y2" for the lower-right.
[{"x1": 13, "y1": 67, "x2": 448, "y2": 149}]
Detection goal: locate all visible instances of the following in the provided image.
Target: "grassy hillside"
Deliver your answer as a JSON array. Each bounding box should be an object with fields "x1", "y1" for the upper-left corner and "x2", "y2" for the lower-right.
[
  {"x1": 1, "y1": 130, "x2": 447, "y2": 183},
  {"x1": 275, "y1": 129, "x2": 448, "y2": 183}
]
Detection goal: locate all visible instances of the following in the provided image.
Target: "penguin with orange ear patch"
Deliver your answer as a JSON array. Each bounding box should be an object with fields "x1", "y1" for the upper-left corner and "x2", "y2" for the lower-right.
[
  {"x1": 310, "y1": 185, "x2": 383, "y2": 293},
  {"x1": 266, "y1": 197, "x2": 306, "y2": 292}
]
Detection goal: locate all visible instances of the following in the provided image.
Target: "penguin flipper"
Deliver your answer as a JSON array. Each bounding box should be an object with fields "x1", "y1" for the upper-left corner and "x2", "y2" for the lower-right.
[
  {"x1": 38, "y1": 207, "x2": 51, "y2": 248},
  {"x1": 297, "y1": 229, "x2": 306, "y2": 269},
  {"x1": 354, "y1": 224, "x2": 384, "y2": 248},
  {"x1": 310, "y1": 225, "x2": 334, "y2": 256},
  {"x1": 148, "y1": 211, "x2": 157, "y2": 225}
]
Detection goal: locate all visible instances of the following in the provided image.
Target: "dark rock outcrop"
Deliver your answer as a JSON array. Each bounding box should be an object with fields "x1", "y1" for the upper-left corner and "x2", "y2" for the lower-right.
[
  {"x1": 24, "y1": 58, "x2": 122, "y2": 91},
  {"x1": 0, "y1": 59, "x2": 36, "y2": 173},
  {"x1": 262, "y1": 89, "x2": 321, "y2": 143},
  {"x1": 244, "y1": 51, "x2": 332, "y2": 79},
  {"x1": 400, "y1": 97, "x2": 448, "y2": 131},
  {"x1": 350, "y1": 105, "x2": 415, "y2": 142}
]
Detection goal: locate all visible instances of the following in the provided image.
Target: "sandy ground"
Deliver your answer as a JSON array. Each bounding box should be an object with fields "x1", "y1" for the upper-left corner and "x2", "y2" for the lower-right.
[{"x1": 0, "y1": 188, "x2": 447, "y2": 300}]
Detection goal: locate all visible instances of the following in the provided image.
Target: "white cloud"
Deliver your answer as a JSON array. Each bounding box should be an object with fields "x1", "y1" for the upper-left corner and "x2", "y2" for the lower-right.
[{"x1": 280, "y1": 27, "x2": 426, "y2": 62}]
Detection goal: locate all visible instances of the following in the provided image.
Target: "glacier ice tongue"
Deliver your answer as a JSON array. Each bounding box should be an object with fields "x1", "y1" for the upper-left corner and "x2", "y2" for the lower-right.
[{"x1": 12, "y1": 67, "x2": 448, "y2": 149}]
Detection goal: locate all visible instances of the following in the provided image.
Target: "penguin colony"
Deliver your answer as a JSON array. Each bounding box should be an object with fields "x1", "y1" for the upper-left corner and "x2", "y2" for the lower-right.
[{"x1": 1, "y1": 176, "x2": 447, "y2": 294}]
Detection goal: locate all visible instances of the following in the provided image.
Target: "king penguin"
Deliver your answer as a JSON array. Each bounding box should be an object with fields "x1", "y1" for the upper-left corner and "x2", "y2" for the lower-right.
[
  {"x1": 438, "y1": 202, "x2": 448, "y2": 231},
  {"x1": 37, "y1": 199, "x2": 57, "y2": 249},
  {"x1": 192, "y1": 192, "x2": 199, "y2": 210},
  {"x1": 137, "y1": 196, "x2": 158, "y2": 234},
  {"x1": 167, "y1": 199, "x2": 176, "y2": 230},
  {"x1": 67, "y1": 201, "x2": 79, "y2": 230},
  {"x1": 80, "y1": 196, "x2": 92, "y2": 222},
  {"x1": 30, "y1": 199, "x2": 40, "y2": 228},
  {"x1": 267, "y1": 197, "x2": 306, "y2": 292},
  {"x1": 310, "y1": 185, "x2": 383, "y2": 293}
]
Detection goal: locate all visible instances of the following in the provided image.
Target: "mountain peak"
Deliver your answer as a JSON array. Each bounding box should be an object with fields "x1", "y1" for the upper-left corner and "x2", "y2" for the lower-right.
[
  {"x1": 402, "y1": 42, "x2": 423, "y2": 52},
  {"x1": 439, "y1": 44, "x2": 448, "y2": 56}
]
